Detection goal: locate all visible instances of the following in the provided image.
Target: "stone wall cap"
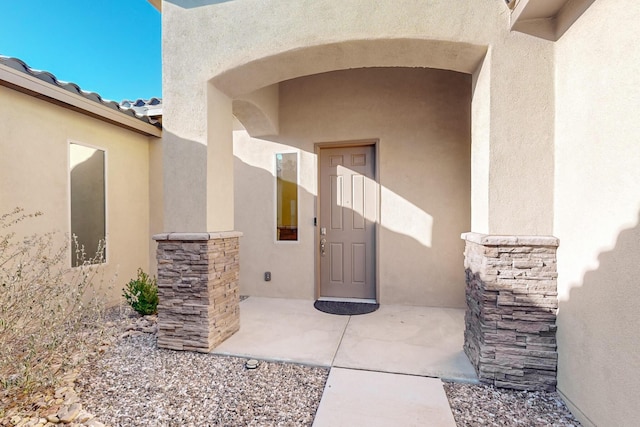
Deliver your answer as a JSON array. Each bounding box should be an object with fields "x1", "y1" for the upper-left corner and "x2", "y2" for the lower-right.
[
  {"x1": 461, "y1": 232, "x2": 559, "y2": 247},
  {"x1": 153, "y1": 231, "x2": 243, "y2": 241},
  {"x1": 208, "y1": 231, "x2": 244, "y2": 239}
]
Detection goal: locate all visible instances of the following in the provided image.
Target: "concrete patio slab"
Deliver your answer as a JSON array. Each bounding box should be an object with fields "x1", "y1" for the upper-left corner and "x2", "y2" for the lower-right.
[
  {"x1": 312, "y1": 367, "x2": 457, "y2": 427},
  {"x1": 212, "y1": 297, "x2": 349, "y2": 366},
  {"x1": 332, "y1": 305, "x2": 477, "y2": 381}
]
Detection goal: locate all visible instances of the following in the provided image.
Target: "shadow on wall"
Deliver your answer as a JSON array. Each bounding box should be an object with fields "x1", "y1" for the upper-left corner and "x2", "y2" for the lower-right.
[
  {"x1": 557, "y1": 211, "x2": 640, "y2": 425},
  {"x1": 160, "y1": 131, "x2": 208, "y2": 233},
  {"x1": 233, "y1": 150, "x2": 468, "y2": 307},
  {"x1": 233, "y1": 154, "x2": 315, "y2": 299}
]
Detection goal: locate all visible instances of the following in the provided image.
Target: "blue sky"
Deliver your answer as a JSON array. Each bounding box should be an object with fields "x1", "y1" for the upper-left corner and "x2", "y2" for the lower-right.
[{"x1": 0, "y1": 0, "x2": 161, "y2": 102}]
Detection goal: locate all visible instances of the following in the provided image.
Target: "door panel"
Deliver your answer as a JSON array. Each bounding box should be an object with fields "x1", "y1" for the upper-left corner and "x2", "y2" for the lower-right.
[
  {"x1": 331, "y1": 175, "x2": 343, "y2": 230},
  {"x1": 352, "y1": 175, "x2": 365, "y2": 229},
  {"x1": 351, "y1": 243, "x2": 366, "y2": 284},
  {"x1": 319, "y1": 145, "x2": 376, "y2": 299},
  {"x1": 330, "y1": 243, "x2": 344, "y2": 283}
]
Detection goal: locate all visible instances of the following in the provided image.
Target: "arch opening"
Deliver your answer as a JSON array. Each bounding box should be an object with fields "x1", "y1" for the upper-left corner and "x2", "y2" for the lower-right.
[{"x1": 211, "y1": 38, "x2": 488, "y2": 98}]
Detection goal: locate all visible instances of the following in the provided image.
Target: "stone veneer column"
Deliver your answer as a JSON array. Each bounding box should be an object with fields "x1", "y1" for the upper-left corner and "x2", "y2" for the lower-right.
[
  {"x1": 152, "y1": 232, "x2": 242, "y2": 353},
  {"x1": 461, "y1": 232, "x2": 559, "y2": 391}
]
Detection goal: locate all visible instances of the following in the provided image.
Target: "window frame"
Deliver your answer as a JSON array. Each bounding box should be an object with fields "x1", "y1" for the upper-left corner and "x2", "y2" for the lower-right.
[
  {"x1": 274, "y1": 150, "x2": 300, "y2": 244},
  {"x1": 68, "y1": 140, "x2": 108, "y2": 266}
]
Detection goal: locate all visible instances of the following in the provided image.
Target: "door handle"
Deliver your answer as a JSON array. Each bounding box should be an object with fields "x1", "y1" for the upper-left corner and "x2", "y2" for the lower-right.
[{"x1": 320, "y1": 238, "x2": 326, "y2": 256}]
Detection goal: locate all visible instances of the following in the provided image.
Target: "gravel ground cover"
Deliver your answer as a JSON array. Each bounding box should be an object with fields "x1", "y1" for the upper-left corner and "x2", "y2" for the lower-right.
[
  {"x1": 443, "y1": 382, "x2": 582, "y2": 426},
  {"x1": 75, "y1": 334, "x2": 328, "y2": 427},
  {"x1": 63, "y1": 308, "x2": 583, "y2": 427}
]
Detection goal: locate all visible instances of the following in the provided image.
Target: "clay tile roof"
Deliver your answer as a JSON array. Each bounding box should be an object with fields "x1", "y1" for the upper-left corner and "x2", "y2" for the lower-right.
[
  {"x1": 0, "y1": 55, "x2": 161, "y2": 128},
  {"x1": 120, "y1": 97, "x2": 163, "y2": 120}
]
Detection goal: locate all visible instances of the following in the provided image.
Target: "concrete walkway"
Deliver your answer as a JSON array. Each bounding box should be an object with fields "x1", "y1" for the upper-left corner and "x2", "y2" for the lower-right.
[{"x1": 212, "y1": 297, "x2": 477, "y2": 426}]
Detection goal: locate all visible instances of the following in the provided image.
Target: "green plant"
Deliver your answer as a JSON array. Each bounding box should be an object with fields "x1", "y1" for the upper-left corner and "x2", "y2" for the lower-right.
[{"x1": 123, "y1": 268, "x2": 158, "y2": 315}]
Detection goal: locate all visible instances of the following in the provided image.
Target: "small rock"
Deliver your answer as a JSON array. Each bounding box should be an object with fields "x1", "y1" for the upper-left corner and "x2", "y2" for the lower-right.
[
  {"x1": 4, "y1": 407, "x2": 20, "y2": 419},
  {"x1": 57, "y1": 403, "x2": 82, "y2": 423},
  {"x1": 141, "y1": 326, "x2": 157, "y2": 334},
  {"x1": 61, "y1": 371, "x2": 79, "y2": 384},
  {"x1": 42, "y1": 405, "x2": 61, "y2": 418},
  {"x1": 63, "y1": 394, "x2": 80, "y2": 405},
  {"x1": 18, "y1": 417, "x2": 40, "y2": 427},
  {"x1": 75, "y1": 410, "x2": 93, "y2": 423},
  {"x1": 45, "y1": 415, "x2": 60, "y2": 423},
  {"x1": 54, "y1": 388, "x2": 69, "y2": 400},
  {"x1": 119, "y1": 330, "x2": 144, "y2": 339},
  {"x1": 84, "y1": 420, "x2": 105, "y2": 427}
]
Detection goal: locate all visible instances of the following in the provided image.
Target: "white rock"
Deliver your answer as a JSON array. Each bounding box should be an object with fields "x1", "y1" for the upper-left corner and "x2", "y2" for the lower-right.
[
  {"x1": 45, "y1": 415, "x2": 60, "y2": 423},
  {"x1": 54, "y1": 387, "x2": 69, "y2": 399},
  {"x1": 141, "y1": 326, "x2": 157, "y2": 334},
  {"x1": 75, "y1": 410, "x2": 94, "y2": 423},
  {"x1": 57, "y1": 403, "x2": 82, "y2": 423}
]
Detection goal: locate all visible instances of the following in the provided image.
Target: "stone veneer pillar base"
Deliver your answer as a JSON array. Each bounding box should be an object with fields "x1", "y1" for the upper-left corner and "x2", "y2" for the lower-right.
[
  {"x1": 461, "y1": 232, "x2": 559, "y2": 391},
  {"x1": 153, "y1": 232, "x2": 242, "y2": 353}
]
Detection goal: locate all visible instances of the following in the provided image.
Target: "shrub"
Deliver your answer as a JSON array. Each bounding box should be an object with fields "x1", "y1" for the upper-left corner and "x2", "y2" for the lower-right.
[
  {"x1": 0, "y1": 208, "x2": 110, "y2": 414},
  {"x1": 122, "y1": 268, "x2": 158, "y2": 316}
]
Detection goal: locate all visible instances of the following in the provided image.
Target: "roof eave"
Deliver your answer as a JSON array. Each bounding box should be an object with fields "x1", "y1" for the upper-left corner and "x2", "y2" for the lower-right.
[
  {"x1": 147, "y1": 0, "x2": 162, "y2": 12},
  {"x1": 0, "y1": 62, "x2": 162, "y2": 138}
]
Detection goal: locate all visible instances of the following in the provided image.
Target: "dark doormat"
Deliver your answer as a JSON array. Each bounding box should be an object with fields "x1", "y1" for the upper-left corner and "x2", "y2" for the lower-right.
[{"x1": 314, "y1": 300, "x2": 380, "y2": 315}]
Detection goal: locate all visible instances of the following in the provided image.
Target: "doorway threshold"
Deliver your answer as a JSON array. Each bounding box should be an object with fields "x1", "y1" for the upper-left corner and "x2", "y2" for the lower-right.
[{"x1": 318, "y1": 297, "x2": 378, "y2": 304}]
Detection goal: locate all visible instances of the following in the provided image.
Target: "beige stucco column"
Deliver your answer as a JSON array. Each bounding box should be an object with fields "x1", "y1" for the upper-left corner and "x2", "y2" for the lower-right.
[
  {"x1": 161, "y1": 85, "x2": 234, "y2": 232},
  {"x1": 471, "y1": 36, "x2": 556, "y2": 236},
  {"x1": 155, "y1": 82, "x2": 240, "y2": 350},
  {"x1": 161, "y1": 75, "x2": 206, "y2": 232},
  {"x1": 158, "y1": 5, "x2": 241, "y2": 350},
  {"x1": 206, "y1": 85, "x2": 235, "y2": 232}
]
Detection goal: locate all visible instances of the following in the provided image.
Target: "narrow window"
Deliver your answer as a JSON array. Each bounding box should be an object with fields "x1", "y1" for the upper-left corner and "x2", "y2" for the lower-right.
[
  {"x1": 276, "y1": 152, "x2": 298, "y2": 241},
  {"x1": 70, "y1": 143, "x2": 106, "y2": 265}
]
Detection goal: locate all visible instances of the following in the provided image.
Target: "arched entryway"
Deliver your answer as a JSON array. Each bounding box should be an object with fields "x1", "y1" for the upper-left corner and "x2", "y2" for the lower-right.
[{"x1": 156, "y1": 1, "x2": 557, "y2": 368}]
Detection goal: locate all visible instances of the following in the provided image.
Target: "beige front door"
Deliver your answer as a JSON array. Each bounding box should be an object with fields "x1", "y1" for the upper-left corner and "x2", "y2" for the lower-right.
[{"x1": 319, "y1": 145, "x2": 377, "y2": 299}]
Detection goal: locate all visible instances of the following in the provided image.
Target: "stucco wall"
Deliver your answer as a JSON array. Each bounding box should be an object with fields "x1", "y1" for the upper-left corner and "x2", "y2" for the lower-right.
[
  {"x1": 554, "y1": 1, "x2": 640, "y2": 425},
  {"x1": 0, "y1": 85, "x2": 155, "y2": 304},
  {"x1": 148, "y1": 137, "x2": 164, "y2": 275},
  {"x1": 234, "y1": 67, "x2": 470, "y2": 307},
  {"x1": 163, "y1": 0, "x2": 555, "y2": 236}
]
